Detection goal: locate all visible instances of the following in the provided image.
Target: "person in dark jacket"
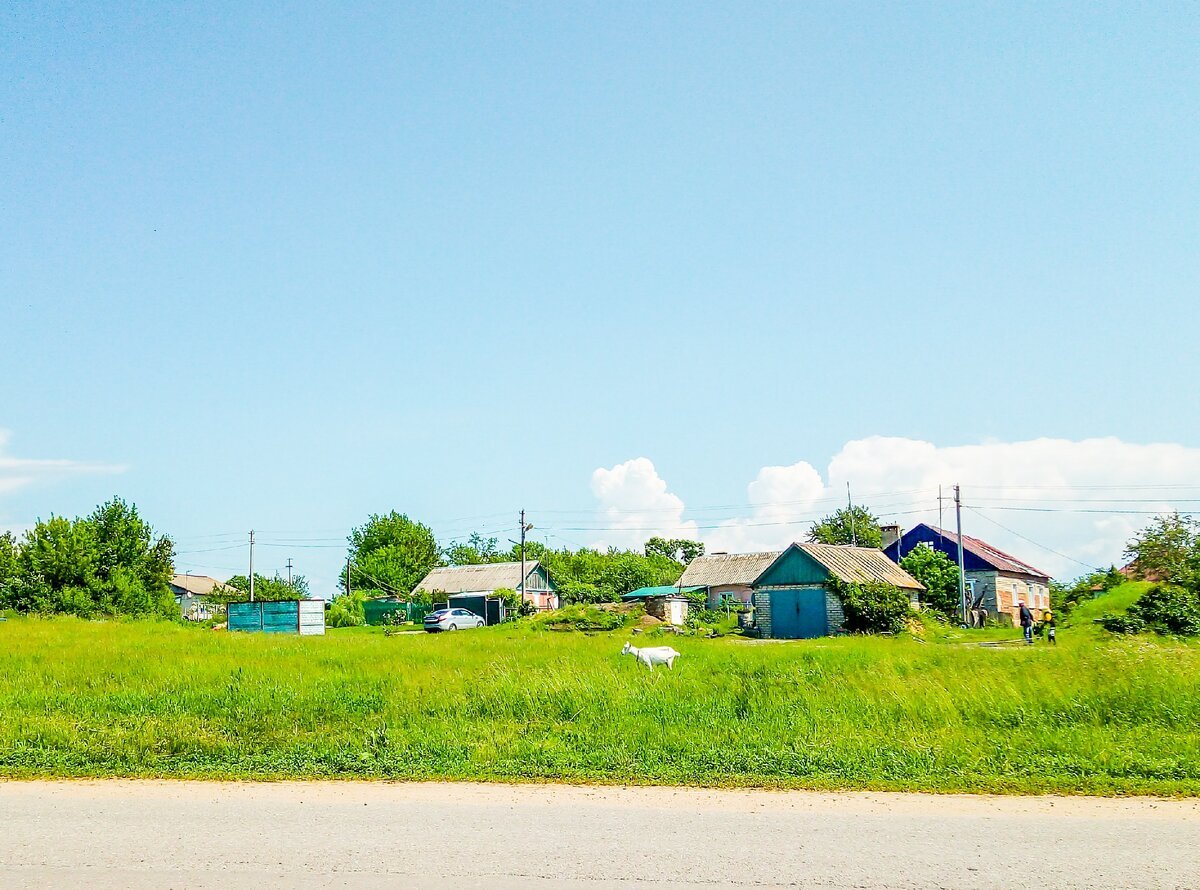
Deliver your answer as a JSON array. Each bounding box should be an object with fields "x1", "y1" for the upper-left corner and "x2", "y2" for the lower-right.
[{"x1": 1019, "y1": 601, "x2": 1034, "y2": 644}]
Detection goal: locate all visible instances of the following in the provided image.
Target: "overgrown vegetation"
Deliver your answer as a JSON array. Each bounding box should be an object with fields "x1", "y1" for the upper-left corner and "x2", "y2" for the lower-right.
[
  {"x1": 2, "y1": 616, "x2": 1199, "y2": 794},
  {"x1": 830, "y1": 579, "x2": 912, "y2": 634},
  {"x1": 899, "y1": 543, "x2": 961, "y2": 618},
  {"x1": 0, "y1": 498, "x2": 175, "y2": 619}
]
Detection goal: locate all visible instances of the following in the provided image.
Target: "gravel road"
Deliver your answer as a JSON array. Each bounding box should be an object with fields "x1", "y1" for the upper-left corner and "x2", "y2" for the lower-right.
[{"x1": 1, "y1": 780, "x2": 1196, "y2": 888}]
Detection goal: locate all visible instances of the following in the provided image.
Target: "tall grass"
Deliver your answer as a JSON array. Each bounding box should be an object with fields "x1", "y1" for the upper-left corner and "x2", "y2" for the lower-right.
[{"x1": 1, "y1": 616, "x2": 1198, "y2": 794}]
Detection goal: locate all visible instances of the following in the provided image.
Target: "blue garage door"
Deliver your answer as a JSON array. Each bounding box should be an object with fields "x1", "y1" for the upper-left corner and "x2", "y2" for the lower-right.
[{"x1": 770, "y1": 588, "x2": 828, "y2": 638}]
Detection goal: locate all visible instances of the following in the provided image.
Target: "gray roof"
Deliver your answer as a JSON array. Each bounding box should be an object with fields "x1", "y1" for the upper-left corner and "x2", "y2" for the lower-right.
[
  {"x1": 797, "y1": 543, "x2": 925, "y2": 591},
  {"x1": 170, "y1": 574, "x2": 231, "y2": 597},
  {"x1": 414, "y1": 561, "x2": 543, "y2": 595},
  {"x1": 678, "y1": 551, "x2": 781, "y2": 587}
]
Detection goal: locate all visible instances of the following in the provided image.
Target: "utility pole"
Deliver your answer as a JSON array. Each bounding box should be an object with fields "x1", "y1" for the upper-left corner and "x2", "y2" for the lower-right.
[
  {"x1": 248, "y1": 530, "x2": 255, "y2": 603},
  {"x1": 846, "y1": 482, "x2": 856, "y2": 546},
  {"x1": 954, "y1": 485, "x2": 967, "y2": 625},
  {"x1": 938, "y1": 485, "x2": 944, "y2": 531},
  {"x1": 345, "y1": 558, "x2": 352, "y2": 598},
  {"x1": 286, "y1": 558, "x2": 293, "y2": 589},
  {"x1": 518, "y1": 509, "x2": 532, "y2": 613}
]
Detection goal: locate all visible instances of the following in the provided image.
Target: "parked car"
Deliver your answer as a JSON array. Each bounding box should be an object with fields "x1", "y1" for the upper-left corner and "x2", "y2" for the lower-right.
[{"x1": 423, "y1": 607, "x2": 485, "y2": 632}]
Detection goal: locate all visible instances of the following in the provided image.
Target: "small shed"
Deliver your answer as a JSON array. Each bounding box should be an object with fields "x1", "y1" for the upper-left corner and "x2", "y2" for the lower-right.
[
  {"x1": 752, "y1": 543, "x2": 924, "y2": 639},
  {"x1": 622, "y1": 585, "x2": 701, "y2": 626},
  {"x1": 227, "y1": 600, "x2": 326, "y2": 635}
]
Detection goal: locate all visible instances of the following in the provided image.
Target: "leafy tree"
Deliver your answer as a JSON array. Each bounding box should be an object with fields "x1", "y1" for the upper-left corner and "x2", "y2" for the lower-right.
[
  {"x1": 444, "y1": 533, "x2": 505, "y2": 566},
  {"x1": 831, "y1": 579, "x2": 912, "y2": 634},
  {"x1": 344, "y1": 512, "x2": 440, "y2": 597},
  {"x1": 0, "y1": 497, "x2": 175, "y2": 618},
  {"x1": 644, "y1": 536, "x2": 705, "y2": 565},
  {"x1": 220, "y1": 573, "x2": 308, "y2": 602},
  {"x1": 327, "y1": 592, "x2": 364, "y2": 627},
  {"x1": 808, "y1": 507, "x2": 883, "y2": 548},
  {"x1": 1124, "y1": 513, "x2": 1200, "y2": 589},
  {"x1": 899, "y1": 543, "x2": 961, "y2": 618}
]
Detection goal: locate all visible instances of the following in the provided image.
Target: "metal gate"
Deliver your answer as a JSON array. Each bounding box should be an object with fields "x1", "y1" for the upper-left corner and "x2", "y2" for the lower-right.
[{"x1": 769, "y1": 588, "x2": 828, "y2": 638}]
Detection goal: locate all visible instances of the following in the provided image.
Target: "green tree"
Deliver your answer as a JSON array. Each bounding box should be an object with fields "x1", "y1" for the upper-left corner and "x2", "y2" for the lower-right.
[
  {"x1": 899, "y1": 543, "x2": 961, "y2": 618},
  {"x1": 344, "y1": 512, "x2": 440, "y2": 598},
  {"x1": 644, "y1": 536, "x2": 705, "y2": 564},
  {"x1": 219, "y1": 573, "x2": 308, "y2": 602},
  {"x1": 0, "y1": 498, "x2": 175, "y2": 618},
  {"x1": 1125, "y1": 513, "x2": 1200, "y2": 589},
  {"x1": 444, "y1": 533, "x2": 505, "y2": 566},
  {"x1": 808, "y1": 507, "x2": 883, "y2": 548}
]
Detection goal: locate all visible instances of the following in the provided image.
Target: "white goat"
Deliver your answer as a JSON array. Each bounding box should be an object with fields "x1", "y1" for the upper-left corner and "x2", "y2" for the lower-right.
[{"x1": 621, "y1": 641, "x2": 680, "y2": 671}]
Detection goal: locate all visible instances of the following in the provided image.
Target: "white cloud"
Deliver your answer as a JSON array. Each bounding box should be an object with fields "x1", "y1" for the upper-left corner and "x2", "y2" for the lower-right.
[
  {"x1": 587, "y1": 437, "x2": 1200, "y2": 579},
  {"x1": 589, "y1": 458, "x2": 698, "y2": 549},
  {"x1": 0, "y1": 428, "x2": 125, "y2": 498}
]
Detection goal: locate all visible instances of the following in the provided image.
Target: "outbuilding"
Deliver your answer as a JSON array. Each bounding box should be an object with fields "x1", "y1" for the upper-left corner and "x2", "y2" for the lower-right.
[
  {"x1": 752, "y1": 543, "x2": 924, "y2": 639},
  {"x1": 622, "y1": 585, "x2": 702, "y2": 626},
  {"x1": 883, "y1": 523, "x2": 1052, "y2": 624}
]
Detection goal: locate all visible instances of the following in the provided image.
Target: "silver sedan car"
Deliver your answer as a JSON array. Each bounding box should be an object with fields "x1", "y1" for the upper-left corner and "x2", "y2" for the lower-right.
[{"x1": 423, "y1": 607, "x2": 485, "y2": 632}]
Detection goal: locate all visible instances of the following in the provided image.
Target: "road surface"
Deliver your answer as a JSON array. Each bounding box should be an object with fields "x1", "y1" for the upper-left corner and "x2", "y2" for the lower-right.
[{"x1": 1, "y1": 780, "x2": 1196, "y2": 888}]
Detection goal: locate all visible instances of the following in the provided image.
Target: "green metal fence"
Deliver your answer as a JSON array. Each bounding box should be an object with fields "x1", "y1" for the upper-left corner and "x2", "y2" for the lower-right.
[{"x1": 362, "y1": 599, "x2": 429, "y2": 626}]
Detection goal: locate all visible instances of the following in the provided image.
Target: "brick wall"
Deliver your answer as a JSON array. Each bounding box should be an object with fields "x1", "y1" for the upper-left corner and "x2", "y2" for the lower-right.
[
  {"x1": 753, "y1": 590, "x2": 772, "y2": 638},
  {"x1": 825, "y1": 591, "x2": 845, "y2": 633}
]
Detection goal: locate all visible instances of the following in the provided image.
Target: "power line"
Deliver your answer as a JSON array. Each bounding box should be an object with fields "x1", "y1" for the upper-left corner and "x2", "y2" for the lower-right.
[{"x1": 964, "y1": 506, "x2": 1101, "y2": 572}]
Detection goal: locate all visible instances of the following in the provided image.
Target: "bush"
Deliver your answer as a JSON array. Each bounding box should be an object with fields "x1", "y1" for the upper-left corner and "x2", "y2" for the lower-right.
[
  {"x1": 528, "y1": 604, "x2": 628, "y2": 632},
  {"x1": 899, "y1": 543, "x2": 961, "y2": 619},
  {"x1": 833, "y1": 580, "x2": 913, "y2": 634},
  {"x1": 327, "y1": 593, "x2": 364, "y2": 628},
  {"x1": 1098, "y1": 612, "x2": 1146, "y2": 634},
  {"x1": 1129, "y1": 584, "x2": 1200, "y2": 636}
]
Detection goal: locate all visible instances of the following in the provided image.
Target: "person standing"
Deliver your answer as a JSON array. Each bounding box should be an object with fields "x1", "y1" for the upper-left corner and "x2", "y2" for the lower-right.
[
  {"x1": 1043, "y1": 608, "x2": 1056, "y2": 645},
  {"x1": 1019, "y1": 601, "x2": 1035, "y2": 645}
]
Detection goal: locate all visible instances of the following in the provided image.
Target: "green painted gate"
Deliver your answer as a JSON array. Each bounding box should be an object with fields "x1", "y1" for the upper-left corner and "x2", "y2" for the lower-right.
[{"x1": 769, "y1": 588, "x2": 828, "y2": 638}]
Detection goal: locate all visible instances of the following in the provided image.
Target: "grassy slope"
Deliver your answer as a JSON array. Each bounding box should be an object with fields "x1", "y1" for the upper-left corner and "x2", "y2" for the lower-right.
[
  {"x1": 1, "y1": 616, "x2": 1199, "y2": 794},
  {"x1": 1063, "y1": 581, "x2": 1153, "y2": 629}
]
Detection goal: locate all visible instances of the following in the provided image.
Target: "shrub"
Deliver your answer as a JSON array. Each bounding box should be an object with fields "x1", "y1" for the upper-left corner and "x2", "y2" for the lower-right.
[
  {"x1": 833, "y1": 580, "x2": 912, "y2": 634},
  {"x1": 528, "y1": 604, "x2": 628, "y2": 632},
  {"x1": 1129, "y1": 584, "x2": 1200, "y2": 636},
  {"x1": 1098, "y1": 612, "x2": 1146, "y2": 634},
  {"x1": 327, "y1": 593, "x2": 364, "y2": 628}
]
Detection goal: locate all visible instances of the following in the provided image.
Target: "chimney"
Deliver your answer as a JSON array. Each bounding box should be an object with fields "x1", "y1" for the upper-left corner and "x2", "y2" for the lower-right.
[{"x1": 880, "y1": 524, "x2": 902, "y2": 551}]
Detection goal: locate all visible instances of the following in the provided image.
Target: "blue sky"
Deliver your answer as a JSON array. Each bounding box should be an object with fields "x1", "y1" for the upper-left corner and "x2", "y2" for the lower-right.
[{"x1": 3, "y1": 2, "x2": 1198, "y2": 591}]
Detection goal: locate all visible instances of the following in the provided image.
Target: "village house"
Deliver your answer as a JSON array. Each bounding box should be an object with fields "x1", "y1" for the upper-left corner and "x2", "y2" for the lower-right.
[
  {"x1": 882, "y1": 523, "x2": 1052, "y2": 623},
  {"x1": 169, "y1": 573, "x2": 232, "y2": 619},
  {"x1": 677, "y1": 551, "x2": 782, "y2": 609},
  {"x1": 413, "y1": 560, "x2": 559, "y2": 611},
  {"x1": 751, "y1": 543, "x2": 925, "y2": 639}
]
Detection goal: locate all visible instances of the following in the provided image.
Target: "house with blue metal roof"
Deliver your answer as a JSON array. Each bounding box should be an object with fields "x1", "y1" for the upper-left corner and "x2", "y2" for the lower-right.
[{"x1": 882, "y1": 523, "x2": 1051, "y2": 624}]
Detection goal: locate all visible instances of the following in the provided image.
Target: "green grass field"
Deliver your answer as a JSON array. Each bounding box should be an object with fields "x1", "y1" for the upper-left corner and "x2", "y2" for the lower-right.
[{"x1": 1, "y1": 585, "x2": 1198, "y2": 795}]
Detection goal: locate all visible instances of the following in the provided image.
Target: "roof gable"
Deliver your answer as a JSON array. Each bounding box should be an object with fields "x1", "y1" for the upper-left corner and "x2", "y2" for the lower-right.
[{"x1": 756, "y1": 543, "x2": 925, "y2": 590}]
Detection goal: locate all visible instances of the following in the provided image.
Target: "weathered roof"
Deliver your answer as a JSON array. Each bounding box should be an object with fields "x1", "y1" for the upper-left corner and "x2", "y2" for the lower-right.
[
  {"x1": 622, "y1": 585, "x2": 704, "y2": 600},
  {"x1": 414, "y1": 561, "x2": 543, "y2": 594},
  {"x1": 170, "y1": 574, "x2": 231, "y2": 597},
  {"x1": 797, "y1": 543, "x2": 926, "y2": 591},
  {"x1": 678, "y1": 551, "x2": 781, "y2": 587},
  {"x1": 924, "y1": 525, "x2": 1050, "y2": 579}
]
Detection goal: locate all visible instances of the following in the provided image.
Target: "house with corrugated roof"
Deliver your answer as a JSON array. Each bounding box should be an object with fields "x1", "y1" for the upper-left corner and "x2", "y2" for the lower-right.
[
  {"x1": 413, "y1": 561, "x2": 558, "y2": 611},
  {"x1": 169, "y1": 573, "x2": 233, "y2": 619},
  {"x1": 882, "y1": 523, "x2": 1051, "y2": 623},
  {"x1": 751, "y1": 543, "x2": 925, "y2": 638},
  {"x1": 677, "y1": 551, "x2": 781, "y2": 609}
]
